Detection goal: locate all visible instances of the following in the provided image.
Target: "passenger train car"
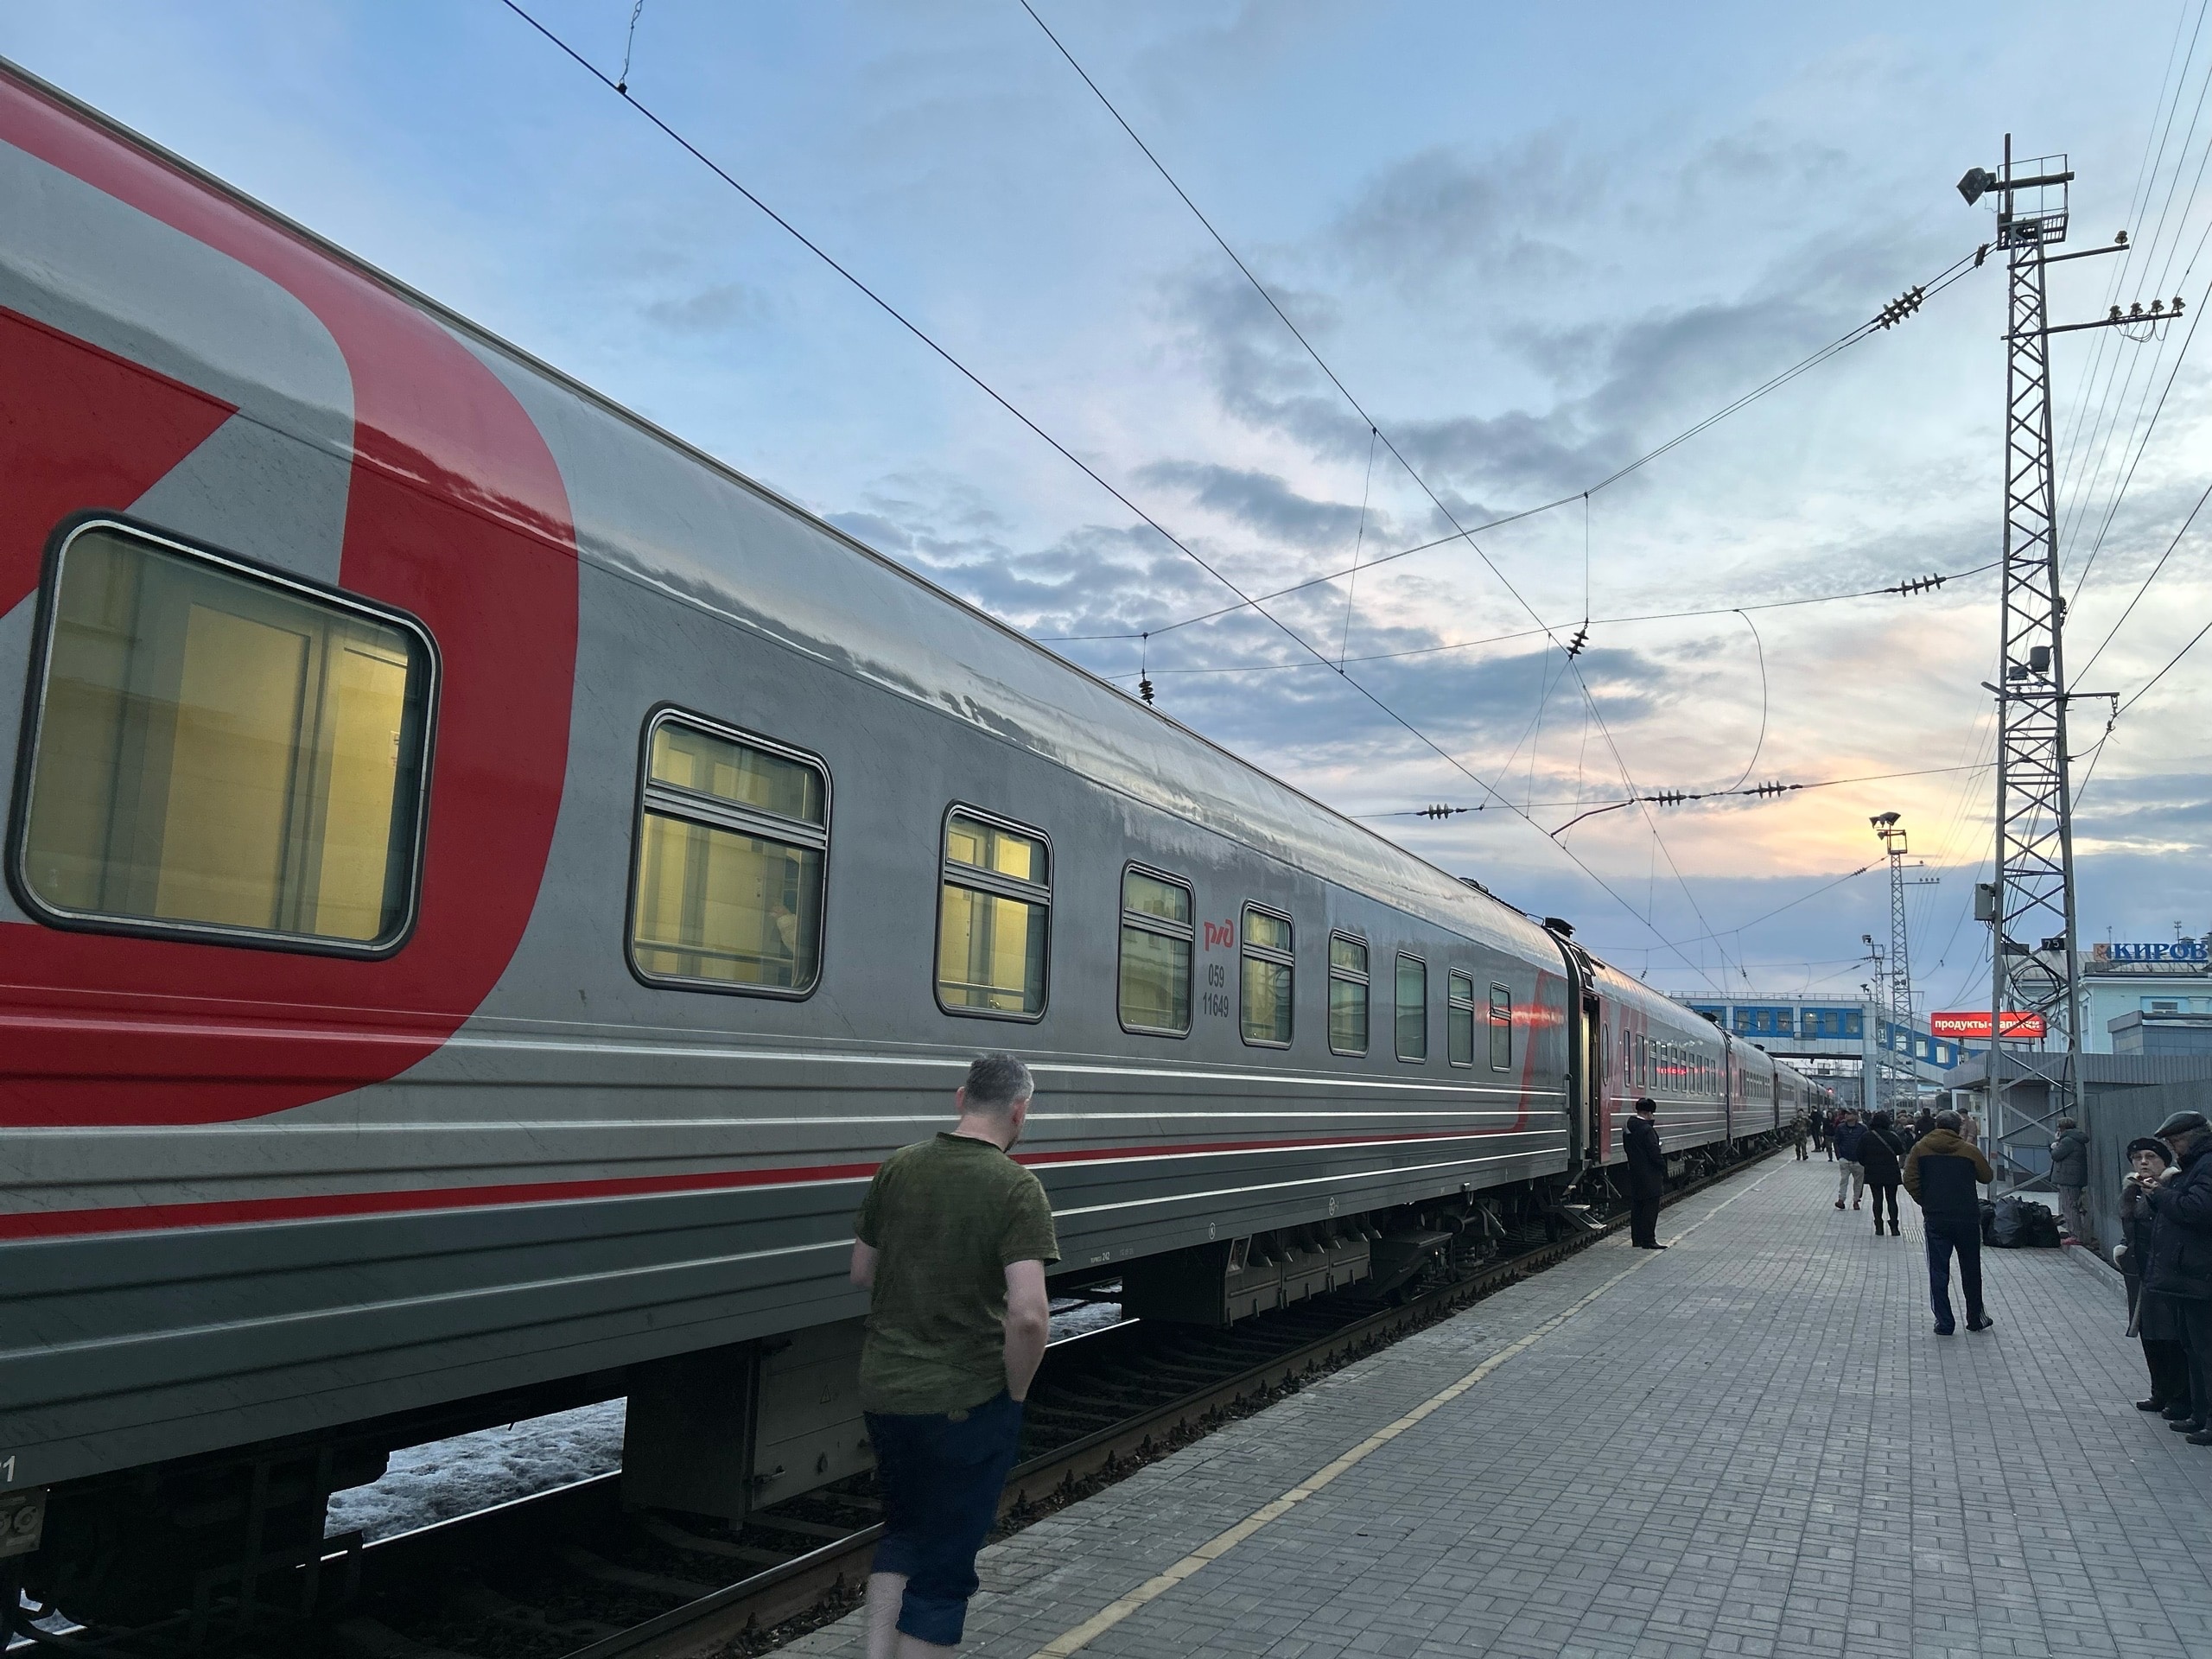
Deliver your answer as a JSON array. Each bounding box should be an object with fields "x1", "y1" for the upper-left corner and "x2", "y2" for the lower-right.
[{"x1": 0, "y1": 61, "x2": 1829, "y2": 1619}]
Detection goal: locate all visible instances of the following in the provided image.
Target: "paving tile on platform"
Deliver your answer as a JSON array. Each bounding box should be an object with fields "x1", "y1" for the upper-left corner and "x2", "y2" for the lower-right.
[{"x1": 779, "y1": 1156, "x2": 2212, "y2": 1659}]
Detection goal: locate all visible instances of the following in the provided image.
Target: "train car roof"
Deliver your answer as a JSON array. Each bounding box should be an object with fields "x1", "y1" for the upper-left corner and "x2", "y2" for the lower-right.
[{"x1": 5, "y1": 56, "x2": 1566, "y2": 965}]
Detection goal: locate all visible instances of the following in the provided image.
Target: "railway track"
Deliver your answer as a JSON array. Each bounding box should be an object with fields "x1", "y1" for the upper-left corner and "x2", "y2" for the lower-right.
[
  {"x1": 6, "y1": 1146, "x2": 1777, "y2": 1659},
  {"x1": 340, "y1": 1147, "x2": 1776, "y2": 1659}
]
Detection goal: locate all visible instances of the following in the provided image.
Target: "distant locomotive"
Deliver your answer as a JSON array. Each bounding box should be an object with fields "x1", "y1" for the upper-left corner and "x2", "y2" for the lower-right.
[{"x1": 0, "y1": 59, "x2": 1829, "y2": 1623}]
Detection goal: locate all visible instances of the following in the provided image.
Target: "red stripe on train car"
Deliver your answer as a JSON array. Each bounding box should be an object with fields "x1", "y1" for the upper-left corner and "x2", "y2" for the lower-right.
[{"x1": 0, "y1": 1125, "x2": 1538, "y2": 1240}]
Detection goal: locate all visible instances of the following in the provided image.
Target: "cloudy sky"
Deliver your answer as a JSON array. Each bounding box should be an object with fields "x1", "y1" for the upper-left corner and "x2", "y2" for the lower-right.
[{"x1": 9, "y1": 1, "x2": 2210, "y2": 1013}]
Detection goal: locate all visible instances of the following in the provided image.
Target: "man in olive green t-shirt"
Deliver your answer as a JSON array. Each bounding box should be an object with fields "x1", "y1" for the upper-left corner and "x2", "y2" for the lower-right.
[{"x1": 850, "y1": 1054, "x2": 1057, "y2": 1656}]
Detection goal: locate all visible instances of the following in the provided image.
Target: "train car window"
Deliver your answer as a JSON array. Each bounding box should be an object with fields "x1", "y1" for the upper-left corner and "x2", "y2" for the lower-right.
[
  {"x1": 1239, "y1": 905, "x2": 1294, "y2": 1046},
  {"x1": 1327, "y1": 933, "x2": 1369, "y2": 1056},
  {"x1": 1395, "y1": 955, "x2": 1427, "y2": 1062},
  {"x1": 16, "y1": 520, "x2": 433, "y2": 953},
  {"x1": 1490, "y1": 984, "x2": 1513, "y2": 1071},
  {"x1": 1118, "y1": 866, "x2": 1192, "y2": 1036},
  {"x1": 1238, "y1": 905, "x2": 1294, "y2": 1045},
  {"x1": 631, "y1": 711, "x2": 829, "y2": 994},
  {"x1": 937, "y1": 809, "x2": 1051, "y2": 1018},
  {"x1": 1447, "y1": 970, "x2": 1476, "y2": 1067}
]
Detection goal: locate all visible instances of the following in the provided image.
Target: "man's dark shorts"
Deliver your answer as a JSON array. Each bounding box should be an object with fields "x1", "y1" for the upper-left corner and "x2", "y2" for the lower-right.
[{"x1": 867, "y1": 1390, "x2": 1025, "y2": 1645}]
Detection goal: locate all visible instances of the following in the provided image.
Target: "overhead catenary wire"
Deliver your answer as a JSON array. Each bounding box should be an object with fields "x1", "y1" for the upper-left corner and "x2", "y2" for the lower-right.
[
  {"x1": 1027, "y1": 0, "x2": 1978, "y2": 991},
  {"x1": 498, "y1": 0, "x2": 1738, "y2": 989},
  {"x1": 1015, "y1": 0, "x2": 1981, "y2": 674},
  {"x1": 1017, "y1": 0, "x2": 1977, "y2": 979},
  {"x1": 1033, "y1": 257, "x2": 1986, "y2": 648},
  {"x1": 1085, "y1": 559, "x2": 1996, "y2": 679},
  {"x1": 1721, "y1": 610, "x2": 1768, "y2": 796},
  {"x1": 2051, "y1": 0, "x2": 2200, "y2": 534},
  {"x1": 1369, "y1": 760, "x2": 1995, "y2": 823},
  {"x1": 2073, "y1": 474, "x2": 2212, "y2": 683}
]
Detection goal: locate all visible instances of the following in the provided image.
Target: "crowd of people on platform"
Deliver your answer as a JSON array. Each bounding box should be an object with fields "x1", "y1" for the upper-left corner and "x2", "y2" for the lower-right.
[
  {"x1": 843, "y1": 1052, "x2": 2212, "y2": 1655},
  {"x1": 1796, "y1": 1094, "x2": 2212, "y2": 1437},
  {"x1": 2116, "y1": 1110, "x2": 2212, "y2": 1448}
]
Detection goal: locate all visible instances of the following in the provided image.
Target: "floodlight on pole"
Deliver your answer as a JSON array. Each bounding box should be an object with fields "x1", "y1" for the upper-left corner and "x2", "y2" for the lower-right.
[{"x1": 1872, "y1": 812, "x2": 1916, "y2": 1114}]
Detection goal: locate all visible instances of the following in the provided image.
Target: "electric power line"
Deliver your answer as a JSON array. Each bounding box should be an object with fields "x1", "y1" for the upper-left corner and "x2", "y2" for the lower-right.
[{"x1": 499, "y1": 0, "x2": 1741, "y2": 989}]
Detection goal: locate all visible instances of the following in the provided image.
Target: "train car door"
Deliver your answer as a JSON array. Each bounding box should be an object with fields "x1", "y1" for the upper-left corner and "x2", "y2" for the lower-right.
[{"x1": 1541, "y1": 919, "x2": 1600, "y2": 1173}]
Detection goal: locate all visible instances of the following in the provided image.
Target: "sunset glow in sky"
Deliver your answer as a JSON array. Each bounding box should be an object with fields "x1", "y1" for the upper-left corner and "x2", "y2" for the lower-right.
[{"x1": 9, "y1": 1, "x2": 2209, "y2": 1008}]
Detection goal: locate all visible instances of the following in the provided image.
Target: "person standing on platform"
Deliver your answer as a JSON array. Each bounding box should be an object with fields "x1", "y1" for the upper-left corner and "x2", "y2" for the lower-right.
[
  {"x1": 2145, "y1": 1109, "x2": 2212, "y2": 1446},
  {"x1": 1624, "y1": 1096, "x2": 1666, "y2": 1249},
  {"x1": 1913, "y1": 1105, "x2": 1937, "y2": 1142},
  {"x1": 1904, "y1": 1109, "x2": 1995, "y2": 1335},
  {"x1": 1811, "y1": 1106, "x2": 1831, "y2": 1159},
  {"x1": 2118, "y1": 1136, "x2": 2190, "y2": 1418},
  {"x1": 1960, "y1": 1104, "x2": 1984, "y2": 1147},
  {"x1": 1834, "y1": 1110, "x2": 1867, "y2": 1211},
  {"x1": 849, "y1": 1054, "x2": 1059, "y2": 1656},
  {"x1": 1793, "y1": 1110, "x2": 1809, "y2": 1160},
  {"x1": 1859, "y1": 1110, "x2": 1906, "y2": 1236},
  {"x1": 2050, "y1": 1117, "x2": 2092, "y2": 1247}
]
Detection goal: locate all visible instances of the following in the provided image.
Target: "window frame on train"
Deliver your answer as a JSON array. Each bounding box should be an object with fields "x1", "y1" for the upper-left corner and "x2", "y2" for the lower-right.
[
  {"x1": 1238, "y1": 902, "x2": 1294, "y2": 1048},
  {"x1": 1117, "y1": 862, "x2": 1193, "y2": 1038},
  {"x1": 934, "y1": 804, "x2": 1052, "y2": 1021},
  {"x1": 626, "y1": 706, "x2": 831, "y2": 999},
  {"x1": 10, "y1": 514, "x2": 438, "y2": 958},
  {"x1": 1395, "y1": 953, "x2": 1427, "y2": 1063},
  {"x1": 1327, "y1": 931, "x2": 1370, "y2": 1057},
  {"x1": 1489, "y1": 983, "x2": 1514, "y2": 1071},
  {"x1": 1446, "y1": 969, "x2": 1476, "y2": 1067}
]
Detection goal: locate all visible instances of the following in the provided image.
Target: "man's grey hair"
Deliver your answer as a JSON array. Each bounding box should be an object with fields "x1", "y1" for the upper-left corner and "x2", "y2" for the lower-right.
[
  {"x1": 2056, "y1": 1116, "x2": 2077, "y2": 1130},
  {"x1": 963, "y1": 1053, "x2": 1034, "y2": 1112},
  {"x1": 1936, "y1": 1109, "x2": 1963, "y2": 1131}
]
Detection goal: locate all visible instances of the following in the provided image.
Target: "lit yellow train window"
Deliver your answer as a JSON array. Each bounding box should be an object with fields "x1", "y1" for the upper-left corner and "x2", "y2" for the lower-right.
[
  {"x1": 1239, "y1": 904, "x2": 1294, "y2": 1046},
  {"x1": 18, "y1": 523, "x2": 431, "y2": 949},
  {"x1": 938, "y1": 810, "x2": 1049, "y2": 1017},
  {"x1": 1118, "y1": 867, "x2": 1192, "y2": 1035},
  {"x1": 631, "y1": 714, "x2": 829, "y2": 995}
]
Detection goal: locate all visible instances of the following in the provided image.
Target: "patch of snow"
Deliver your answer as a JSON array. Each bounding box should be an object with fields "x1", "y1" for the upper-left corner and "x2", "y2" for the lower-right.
[
  {"x1": 325, "y1": 1398, "x2": 626, "y2": 1542},
  {"x1": 1049, "y1": 1299, "x2": 1123, "y2": 1340},
  {"x1": 324, "y1": 1308, "x2": 1124, "y2": 1544}
]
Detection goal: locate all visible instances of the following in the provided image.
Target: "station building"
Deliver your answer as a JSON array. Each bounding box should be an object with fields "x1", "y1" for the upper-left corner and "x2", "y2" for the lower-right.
[{"x1": 2081, "y1": 938, "x2": 2212, "y2": 1052}]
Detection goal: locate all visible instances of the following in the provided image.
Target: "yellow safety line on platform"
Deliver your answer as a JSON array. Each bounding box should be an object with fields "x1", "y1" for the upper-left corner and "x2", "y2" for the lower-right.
[{"x1": 1025, "y1": 1161, "x2": 1784, "y2": 1659}]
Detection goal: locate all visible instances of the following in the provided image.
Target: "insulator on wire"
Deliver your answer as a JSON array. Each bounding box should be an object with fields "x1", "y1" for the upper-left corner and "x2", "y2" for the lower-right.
[{"x1": 1138, "y1": 677, "x2": 1154, "y2": 705}]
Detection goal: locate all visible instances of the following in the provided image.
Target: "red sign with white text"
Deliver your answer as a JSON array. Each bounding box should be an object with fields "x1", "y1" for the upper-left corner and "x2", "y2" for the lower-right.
[{"x1": 1929, "y1": 1009, "x2": 2048, "y2": 1040}]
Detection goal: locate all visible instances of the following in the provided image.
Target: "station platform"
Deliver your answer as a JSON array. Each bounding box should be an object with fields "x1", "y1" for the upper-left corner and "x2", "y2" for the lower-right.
[{"x1": 784, "y1": 1154, "x2": 2212, "y2": 1659}]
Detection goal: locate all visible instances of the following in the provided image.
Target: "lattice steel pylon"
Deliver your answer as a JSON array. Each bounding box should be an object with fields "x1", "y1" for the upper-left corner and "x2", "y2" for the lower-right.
[
  {"x1": 1872, "y1": 814, "x2": 1914, "y2": 1113},
  {"x1": 1965, "y1": 137, "x2": 2093, "y2": 1175},
  {"x1": 1860, "y1": 934, "x2": 1891, "y2": 1114}
]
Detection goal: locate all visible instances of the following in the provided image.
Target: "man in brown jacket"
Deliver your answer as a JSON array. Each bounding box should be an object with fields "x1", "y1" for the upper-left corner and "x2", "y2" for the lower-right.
[{"x1": 1903, "y1": 1109, "x2": 1996, "y2": 1335}]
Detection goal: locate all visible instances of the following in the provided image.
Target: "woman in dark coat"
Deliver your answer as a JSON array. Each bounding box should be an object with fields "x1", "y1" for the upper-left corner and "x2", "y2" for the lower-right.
[
  {"x1": 1858, "y1": 1110, "x2": 1907, "y2": 1236},
  {"x1": 2120, "y1": 1135, "x2": 2191, "y2": 1414}
]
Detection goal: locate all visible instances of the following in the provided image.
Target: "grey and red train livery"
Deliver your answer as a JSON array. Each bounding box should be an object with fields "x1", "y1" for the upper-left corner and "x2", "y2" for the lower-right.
[{"x1": 0, "y1": 58, "x2": 1829, "y2": 1621}]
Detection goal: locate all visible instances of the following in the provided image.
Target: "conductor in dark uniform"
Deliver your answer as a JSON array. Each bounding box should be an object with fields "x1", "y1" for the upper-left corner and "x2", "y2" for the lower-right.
[{"x1": 1624, "y1": 1096, "x2": 1666, "y2": 1249}]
